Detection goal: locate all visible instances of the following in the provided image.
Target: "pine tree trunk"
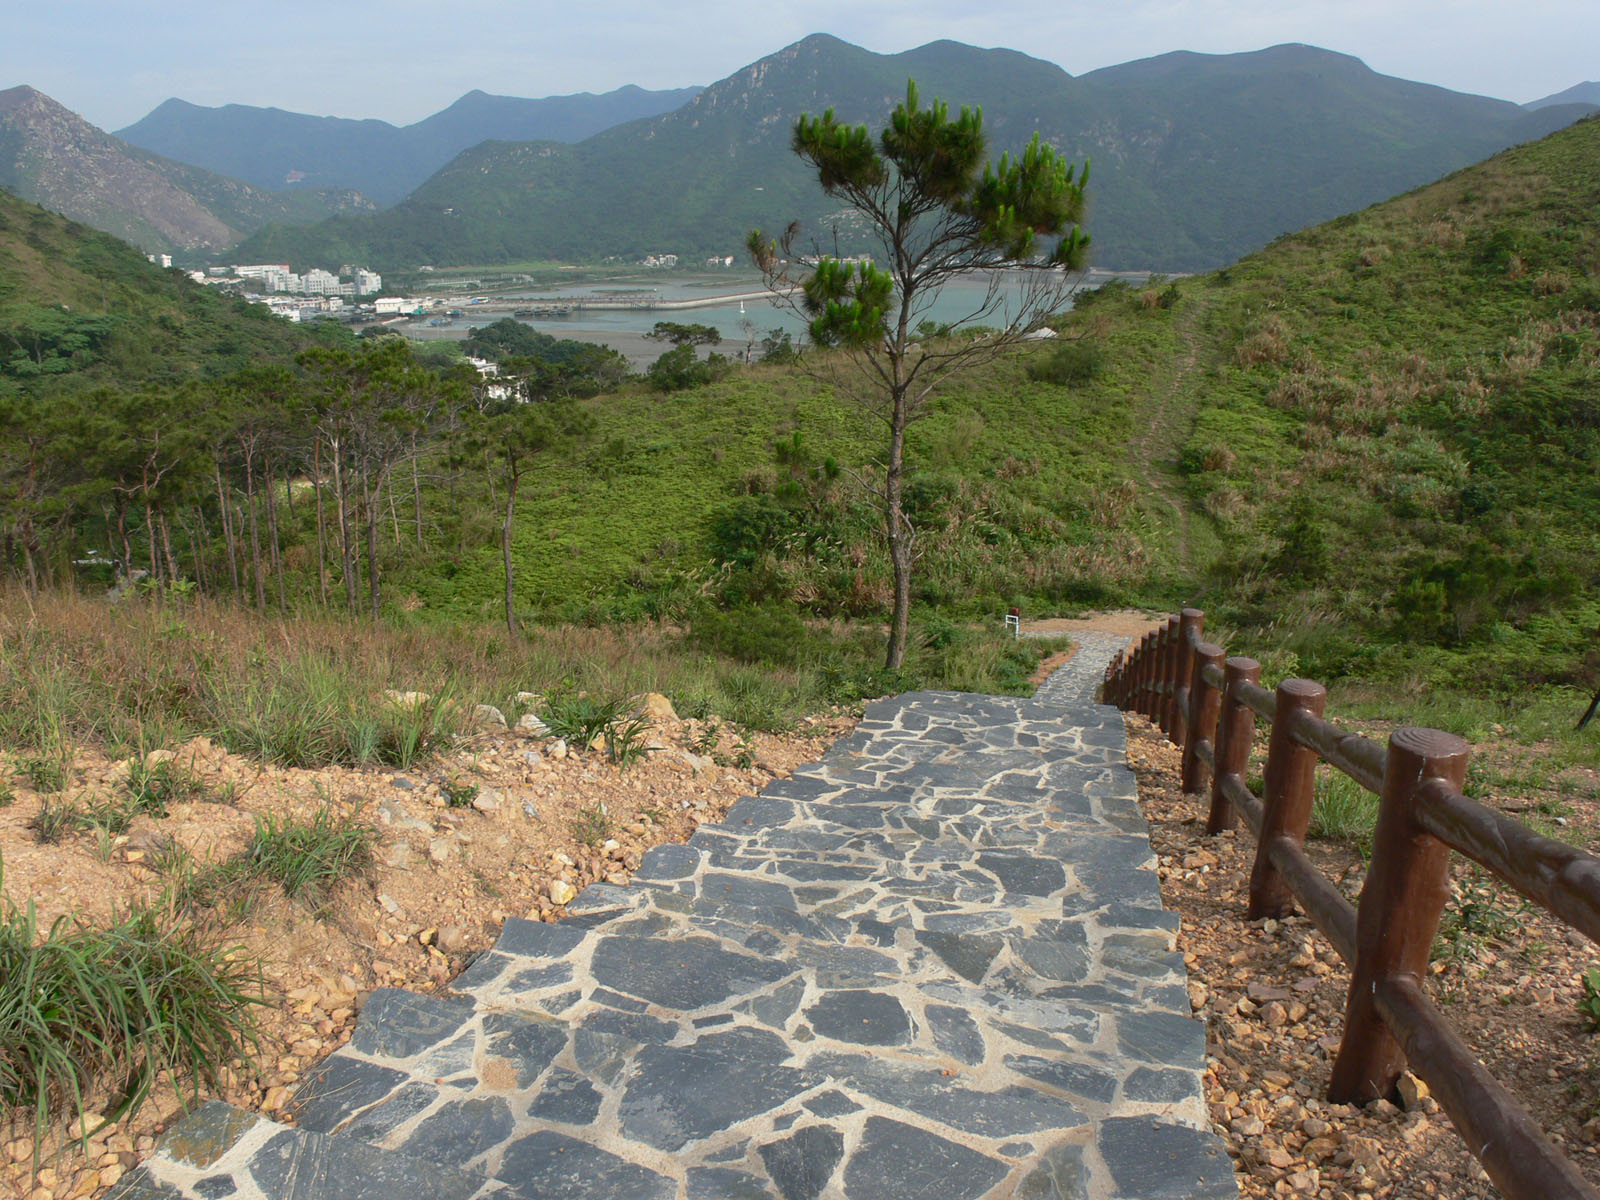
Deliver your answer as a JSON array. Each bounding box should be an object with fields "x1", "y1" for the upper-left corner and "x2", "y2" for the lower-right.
[
  {"x1": 244, "y1": 451, "x2": 265, "y2": 610},
  {"x1": 503, "y1": 467, "x2": 520, "y2": 639},
  {"x1": 411, "y1": 442, "x2": 424, "y2": 546},
  {"x1": 159, "y1": 509, "x2": 180, "y2": 584},
  {"x1": 264, "y1": 459, "x2": 287, "y2": 610},
  {"x1": 216, "y1": 464, "x2": 240, "y2": 603},
  {"x1": 363, "y1": 473, "x2": 381, "y2": 621},
  {"x1": 883, "y1": 396, "x2": 912, "y2": 671},
  {"x1": 144, "y1": 499, "x2": 162, "y2": 590},
  {"x1": 116, "y1": 502, "x2": 133, "y2": 586},
  {"x1": 313, "y1": 440, "x2": 329, "y2": 608},
  {"x1": 333, "y1": 446, "x2": 357, "y2": 611}
]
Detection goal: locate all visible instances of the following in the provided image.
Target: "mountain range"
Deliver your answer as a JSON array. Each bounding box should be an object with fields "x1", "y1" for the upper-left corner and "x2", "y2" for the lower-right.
[
  {"x1": 115, "y1": 84, "x2": 704, "y2": 205},
  {"x1": 0, "y1": 85, "x2": 375, "y2": 255},
  {"x1": 1526, "y1": 81, "x2": 1600, "y2": 110},
  {"x1": 232, "y1": 35, "x2": 1595, "y2": 273}
]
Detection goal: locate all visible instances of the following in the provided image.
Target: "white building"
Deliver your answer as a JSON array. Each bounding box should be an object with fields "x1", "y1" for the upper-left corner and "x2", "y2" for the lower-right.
[
  {"x1": 353, "y1": 269, "x2": 382, "y2": 296},
  {"x1": 234, "y1": 264, "x2": 292, "y2": 279}
]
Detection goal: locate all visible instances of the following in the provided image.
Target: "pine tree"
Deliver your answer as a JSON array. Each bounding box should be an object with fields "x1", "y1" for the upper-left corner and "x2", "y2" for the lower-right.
[{"x1": 752, "y1": 79, "x2": 1090, "y2": 668}]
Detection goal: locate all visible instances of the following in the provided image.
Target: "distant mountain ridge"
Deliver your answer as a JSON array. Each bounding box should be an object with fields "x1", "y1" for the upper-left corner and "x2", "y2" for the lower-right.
[
  {"x1": 116, "y1": 84, "x2": 704, "y2": 205},
  {"x1": 233, "y1": 35, "x2": 1596, "y2": 273},
  {"x1": 1525, "y1": 82, "x2": 1600, "y2": 110},
  {"x1": 0, "y1": 86, "x2": 373, "y2": 254}
]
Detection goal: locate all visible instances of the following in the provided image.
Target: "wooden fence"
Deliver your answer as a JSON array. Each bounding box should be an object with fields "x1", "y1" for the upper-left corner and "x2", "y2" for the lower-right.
[{"x1": 1103, "y1": 609, "x2": 1600, "y2": 1200}]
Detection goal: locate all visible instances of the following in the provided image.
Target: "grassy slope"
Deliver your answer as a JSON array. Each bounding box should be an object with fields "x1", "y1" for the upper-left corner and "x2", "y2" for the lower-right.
[{"x1": 1159, "y1": 115, "x2": 1600, "y2": 693}]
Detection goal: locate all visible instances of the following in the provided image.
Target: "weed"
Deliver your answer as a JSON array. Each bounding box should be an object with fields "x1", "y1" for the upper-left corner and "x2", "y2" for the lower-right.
[
  {"x1": 124, "y1": 759, "x2": 208, "y2": 816},
  {"x1": 542, "y1": 694, "x2": 627, "y2": 747},
  {"x1": 31, "y1": 799, "x2": 81, "y2": 845},
  {"x1": 571, "y1": 802, "x2": 614, "y2": 848},
  {"x1": 19, "y1": 755, "x2": 66, "y2": 794},
  {"x1": 1581, "y1": 970, "x2": 1600, "y2": 1032},
  {"x1": 1434, "y1": 869, "x2": 1526, "y2": 967},
  {"x1": 715, "y1": 731, "x2": 757, "y2": 770},
  {"x1": 0, "y1": 866, "x2": 263, "y2": 1164},
  {"x1": 605, "y1": 711, "x2": 657, "y2": 767},
  {"x1": 441, "y1": 777, "x2": 479, "y2": 808},
  {"x1": 0, "y1": 783, "x2": 13, "y2": 808},
  {"x1": 691, "y1": 719, "x2": 722, "y2": 755},
  {"x1": 244, "y1": 809, "x2": 375, "y2": 909}
]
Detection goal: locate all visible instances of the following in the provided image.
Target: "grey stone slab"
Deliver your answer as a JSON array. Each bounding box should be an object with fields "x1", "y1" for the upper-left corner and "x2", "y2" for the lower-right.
[
  {"x1": 1099, "y1": 1117, "x2": 1238, "y2": 1199},
  {"x1": 842, "y1": 1116, "x2": 1010, "y2": 1199},
  {"x1": 106, "y1": 1103, "x2": 496, "y2": 1200},
  {"x1": 758, "y1": 1124, "x2": 845, "y2": 1200}
]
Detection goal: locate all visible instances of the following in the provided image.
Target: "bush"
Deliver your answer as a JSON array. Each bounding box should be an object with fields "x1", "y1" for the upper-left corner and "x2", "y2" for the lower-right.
[
  {"x1": 646, "y1": 344, "x2": 732, "y2": 392},
  {"x1": 689, "y1": 605, "x2": 811, "y2": 668},
  {"x1": 1027, "y1": 341, "x2": 1102, "y2": 386}
]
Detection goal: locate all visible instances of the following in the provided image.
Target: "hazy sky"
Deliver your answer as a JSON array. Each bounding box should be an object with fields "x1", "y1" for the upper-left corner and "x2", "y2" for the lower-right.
[{"x1": 9, "y1": 1, "x2": 1596, "y2": 131}]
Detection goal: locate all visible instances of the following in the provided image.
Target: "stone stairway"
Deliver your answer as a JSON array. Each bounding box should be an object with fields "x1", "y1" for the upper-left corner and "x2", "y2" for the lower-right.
[{"x1": 107, "y1": 638, "x2": 1236, "y2": 1200}]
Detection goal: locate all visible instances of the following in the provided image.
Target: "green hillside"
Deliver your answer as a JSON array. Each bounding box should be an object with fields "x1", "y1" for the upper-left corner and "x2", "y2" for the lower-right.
[
  {"x1": 0, "y1": 189, "x2": 348, "y2": 394},
  {"x1": 390, "y1": 113, "x2": 1600, "y2": 701},
  {"x1": 3, "y1": 111, "x2": 1598, "y2": 711},
  {"x1": 236, "y1": 37, "x2": 1591, "y2": 274},
  {"x1": 0, "y1": 85, "x2": 372, "y2": 256}
]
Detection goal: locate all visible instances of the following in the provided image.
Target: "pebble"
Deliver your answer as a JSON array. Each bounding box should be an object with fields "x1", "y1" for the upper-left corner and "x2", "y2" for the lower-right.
[{"x1": 548, "y1": 879, "x2": 577, "y2": 906}]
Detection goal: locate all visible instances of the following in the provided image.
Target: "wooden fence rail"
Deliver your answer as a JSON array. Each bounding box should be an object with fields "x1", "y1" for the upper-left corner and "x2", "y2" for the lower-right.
[{"x1": 1103, "y1": 610, "x2": 1600, "y2": 1200}]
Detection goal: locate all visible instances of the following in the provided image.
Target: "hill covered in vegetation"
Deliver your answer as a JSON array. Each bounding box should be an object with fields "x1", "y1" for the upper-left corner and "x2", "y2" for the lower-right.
[
  {"x1": 4, "y1": 113, "x2": 1599, "y2": 709},
  {"x1": 0, "y1": 187, "x2": 349, "y2": 392},
  {"x1": 236, "y1": 36, "x2": 1591, "y2": 273}
]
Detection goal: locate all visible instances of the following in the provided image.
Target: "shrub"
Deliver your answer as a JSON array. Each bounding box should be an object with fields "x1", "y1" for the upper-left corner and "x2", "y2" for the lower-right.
[
  {"x1": 1027, "y1": 341, "x2": 1102, "y2": 385},
  {"x1": 688, "y1": 604, "x2": 811, "y2": 668}
]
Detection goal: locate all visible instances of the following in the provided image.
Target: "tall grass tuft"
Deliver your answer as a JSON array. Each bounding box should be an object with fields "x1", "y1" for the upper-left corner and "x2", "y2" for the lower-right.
[
  {"x1": 1308, "y1": 770, "x2": 1379, "y2": 848},
  {"x1": 0, "y1": 864, "x2": 263, "y2": 1159},
  {"x1": 242, "y1": 809, "x2": 375, "y2": 908}
]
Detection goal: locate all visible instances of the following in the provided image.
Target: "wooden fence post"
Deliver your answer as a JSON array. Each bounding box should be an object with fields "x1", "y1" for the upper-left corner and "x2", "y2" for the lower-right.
[
  {"x1": 1138, "y1": 631, "x2": 1157, "y2": 722},
  {"x1": 1247, "y1": 678, "x2": 1327, "y2": 919},
  {"x1": 1171, "y1": 609, "x2": 1204, "y2": 748},
  {"x1": 1328, "y1": 727, "x2": 1470, "y2": 1104},
  {"x1": 1206, "y1": 657, "x2": 1261, "y2": 834},
  {"x1": 1160, "y1": 615, "x2": 1182, "y2": 735},
  {"x1": 1182, "y1": 640, "x2": 1225, "y2": 794}
]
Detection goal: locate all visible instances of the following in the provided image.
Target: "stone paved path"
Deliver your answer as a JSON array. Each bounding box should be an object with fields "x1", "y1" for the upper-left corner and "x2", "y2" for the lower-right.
[{"x1": 108, "y1": 637, "x2": 1235, "y2": 1200}]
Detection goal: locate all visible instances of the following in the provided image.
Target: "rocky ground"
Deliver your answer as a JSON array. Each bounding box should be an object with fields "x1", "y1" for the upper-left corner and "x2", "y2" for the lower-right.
[
  {"x1": 0, "y1": 696, "x2": 856, "y2": 1200},
  {"x1": 1124, "y1": 713, "x2": 1600, "y2": 1199}
]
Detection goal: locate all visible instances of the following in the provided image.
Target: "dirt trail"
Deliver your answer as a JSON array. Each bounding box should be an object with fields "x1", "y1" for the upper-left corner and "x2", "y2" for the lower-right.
[{"x1": 1127, "y1": 299, "x2": 1207, "y2": 575}]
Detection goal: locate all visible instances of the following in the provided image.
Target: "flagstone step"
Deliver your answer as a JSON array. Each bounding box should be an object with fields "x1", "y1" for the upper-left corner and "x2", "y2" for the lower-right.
[
  {"x1": 109, "y1": 636, "x2": 1238, "y2": 1199},
  {"x1": 102, "y1": 1101, "x2": 499, "y2": 1200}
]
